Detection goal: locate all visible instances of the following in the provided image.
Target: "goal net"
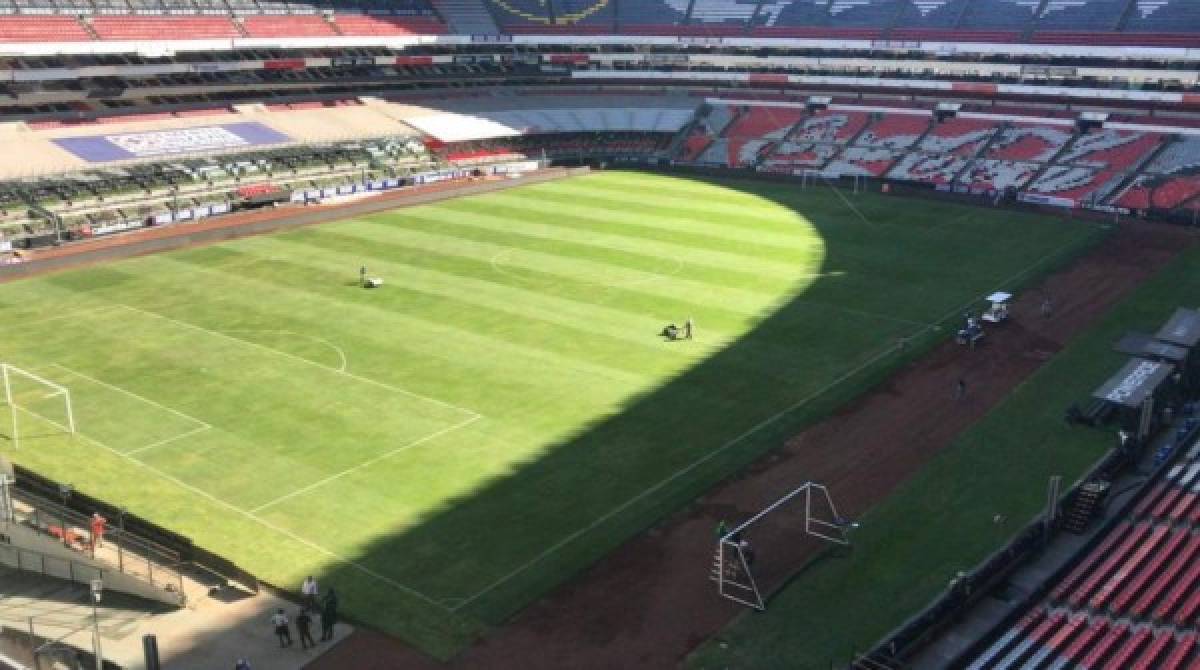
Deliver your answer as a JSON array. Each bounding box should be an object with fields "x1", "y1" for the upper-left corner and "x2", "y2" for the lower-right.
[
  {"x1": 0, "y1": 364, "x2": 76, "y2": 449},
  {"x1": 712, "y1": 482, "x2": 855, "y2": 610}
]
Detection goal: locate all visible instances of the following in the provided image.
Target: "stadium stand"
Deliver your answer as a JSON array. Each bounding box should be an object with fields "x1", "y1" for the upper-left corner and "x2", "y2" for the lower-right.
[
  {"x1": 241, "y1": 15, "x2": 337, "y2": 37},
  {"x1": 854, "y1": 113, "x2": 932, "y2": 150},
  {"x1": 958, "y1": 158, "x2": 1040, "y2": 192},
  {"x1": 89, "y1": 16, "x2": 240, "y2": 40},
  {"x1": 760, "y1": 141, "x2": 840, "y2": 173},
  {"x1": 984, "y1": 122, "x2": 1075, "y2": 162},
  {"x1": 699, "y1": 104, "x2": 804, "y2": 168},
  {"x1": 332, "y1": 14, "x2": 448, "y2": 35},
  {"x1": 918, "y1": 117, "x2": 999, "y2": 158},
  {"x1": 887, "y1": 151, "x2": 971, "y2": 185},
  {"x1": 0, "y1": 16, "x2": 90, "y2": 42},
  {"x1": 1112, "y1": 136, "x2": 1200, "y2": 211},
  {"x1": 965, "y1": 450, "x2": 1200, "y2": 669}
]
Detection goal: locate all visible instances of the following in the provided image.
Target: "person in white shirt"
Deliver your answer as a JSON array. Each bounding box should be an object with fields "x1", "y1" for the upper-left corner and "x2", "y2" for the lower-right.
[{"x1": 301, "y1": 576, "x2": 319, "y2": 610}]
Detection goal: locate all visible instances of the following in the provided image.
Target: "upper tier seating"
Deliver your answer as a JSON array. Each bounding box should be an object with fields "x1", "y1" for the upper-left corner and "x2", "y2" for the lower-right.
[
  {"x1": 1124, "y1": 0, "x2": 1200, "y2": 34},
  {"x1": 242, "y1": 15, "x2": 336, "y2": 37},
  {"x1": 1035, "y1": 0, "x2": 1129, "y2": 30},
  {"x1": 614, "y1": 0, "x2": 686, "y2": 31},
  {"x1": 91, "y1": 16, "x2": 240, "y2": 40},
  {"x1": 0, "y1": 16, "x2": 90, "y2": 42},
  {"x1": 688, "y1": 0, "x2": 762, "y2": 26},
  {"x1": 959, "y1": 0, "x2": 1039, "y2": 30},
  {"x1": 553, "y1": 0, "x2": 617, "y2": 28},
  {"x1": 333, "y1": 15, "x2": 447, "y2": 35}
]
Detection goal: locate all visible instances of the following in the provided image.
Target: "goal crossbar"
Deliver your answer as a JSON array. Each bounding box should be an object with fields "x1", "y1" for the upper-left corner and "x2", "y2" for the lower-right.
[{"x1": 1, "y1": 364, "x2": 77, "y2": 449}]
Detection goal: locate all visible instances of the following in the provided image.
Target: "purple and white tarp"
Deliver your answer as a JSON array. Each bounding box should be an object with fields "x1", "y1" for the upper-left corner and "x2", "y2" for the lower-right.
[{"x1": 52, "y1": 122, "x2": 291, "y2": 163}]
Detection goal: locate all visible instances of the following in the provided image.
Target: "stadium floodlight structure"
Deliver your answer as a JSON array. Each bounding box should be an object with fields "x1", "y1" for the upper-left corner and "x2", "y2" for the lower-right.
[
  {"x1": 1, "y1": 364, "x2": 76, "y2": 450},
  {"x1": 714, "y1": 482, "x2": 855, "y2": 610}
]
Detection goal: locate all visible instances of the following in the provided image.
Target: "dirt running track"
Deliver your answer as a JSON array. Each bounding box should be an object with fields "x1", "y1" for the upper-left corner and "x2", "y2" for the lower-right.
[{"x1": 310, "y1": 220, "x2": 1195, "y2": 669}]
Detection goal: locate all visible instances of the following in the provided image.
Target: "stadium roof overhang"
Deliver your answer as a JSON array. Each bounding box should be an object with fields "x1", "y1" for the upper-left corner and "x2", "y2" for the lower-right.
[
  {"x1": 1092, "y1": 358, "x2": 1176, "y2": 409},
  {"x1": 1113, "y1": 332, "x2": 1189, "y2": 363},
  {"x1": 1155, "y1": 308, "x2": 1200, "y2": 349}
]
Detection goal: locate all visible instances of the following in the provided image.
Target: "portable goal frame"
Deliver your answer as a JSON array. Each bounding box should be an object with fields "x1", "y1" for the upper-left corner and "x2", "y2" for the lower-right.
[
  {"x1": 714, "y1": 482, "x2": 854, "y2": 610},
  {"x1": 1, "y1": 363, "x2": 76, "y2": 450}
]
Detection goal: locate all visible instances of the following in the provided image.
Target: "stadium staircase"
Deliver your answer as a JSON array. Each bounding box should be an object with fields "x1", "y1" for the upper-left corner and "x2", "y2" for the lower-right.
[
  {"x1": 753, "y1": 111, "x2": 811, "y2": 170},
  {"x1": 2, "y1": 493, "x2": 192, "y2": 608},
  {"x1": 1062, "y1": 480, "x2": 1110, "y2": 533},
  {"x1": 431, "y1": 0, "x2": 501, "y2": 34},
  {"x1": 1023, "y1": 0, "x2": 1054, "y2": 42}
]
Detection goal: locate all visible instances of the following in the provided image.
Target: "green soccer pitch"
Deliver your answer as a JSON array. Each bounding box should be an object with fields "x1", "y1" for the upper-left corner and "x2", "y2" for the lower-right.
[{"x1": 0, "y1": 171, "x2": 1103, "y2": 658}]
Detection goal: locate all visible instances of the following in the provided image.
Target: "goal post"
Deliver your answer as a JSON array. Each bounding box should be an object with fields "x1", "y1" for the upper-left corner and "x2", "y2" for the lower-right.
[
  {"x1": 713, "y1": 482, "x2": 856, "y2": 610},
  {"x1": 0, "y1": 363, "x2": 76, "y2": 450}
]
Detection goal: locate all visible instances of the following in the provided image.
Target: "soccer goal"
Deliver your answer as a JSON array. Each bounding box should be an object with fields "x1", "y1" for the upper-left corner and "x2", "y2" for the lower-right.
[
  {"x1": 713, "y1": 482, "x2": 856, "y2": 610},
  {"x1": 0, "y1": 364, "x2": 76, "y2": 450}
]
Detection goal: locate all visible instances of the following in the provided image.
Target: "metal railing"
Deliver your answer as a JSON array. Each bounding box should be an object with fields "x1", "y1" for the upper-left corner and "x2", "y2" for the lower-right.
[{"x1": 8, "y1": 492, "x2": 184, "y2": 601}]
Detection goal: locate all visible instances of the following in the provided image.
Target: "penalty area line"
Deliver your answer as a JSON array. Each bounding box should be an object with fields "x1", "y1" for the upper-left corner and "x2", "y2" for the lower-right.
[{"x1": 38, "y1": 408, "x2": 451, "y2": 612}]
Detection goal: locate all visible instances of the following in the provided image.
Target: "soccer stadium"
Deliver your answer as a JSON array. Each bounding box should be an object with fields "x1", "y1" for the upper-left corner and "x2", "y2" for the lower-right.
[{"x1": 2, "y1": 1, "x2": 1200, "y2": 669}]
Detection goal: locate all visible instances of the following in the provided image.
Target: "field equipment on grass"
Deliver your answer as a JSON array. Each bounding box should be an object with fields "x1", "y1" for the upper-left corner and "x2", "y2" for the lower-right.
[{"x1": 713, "y1": 482, "x2": 855, "y2": 610}]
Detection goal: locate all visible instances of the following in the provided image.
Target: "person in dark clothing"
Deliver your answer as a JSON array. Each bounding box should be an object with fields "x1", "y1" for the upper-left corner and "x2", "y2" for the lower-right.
[
  {"x1": 956, "y1": 378, "x2": 966, "y2": 400},
  {"x1": 296, "y1": 609, "x2": 316, "y2": 649},
  {"x1": 320, "y1": 588, "x2": 339, "y2": 641},
  {"x1": 270, "y1": 609, "x2": 291, "y2": 648}
]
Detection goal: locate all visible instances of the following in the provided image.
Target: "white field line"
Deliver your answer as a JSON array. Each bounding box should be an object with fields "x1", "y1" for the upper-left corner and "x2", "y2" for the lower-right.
[
  {"x1": 116, "y1": 305, "x2": 479, "y2": 420},
  {"x1": 451, "y1": 336, "x2": 910, "y2": 611},
  {"x1": 48, "y1": 363, "x2": 211, "y2": 431},
  {"x1": 224, "y1": 329, "x2": 348, "y2": 373},
  {"x1": 452, "y1": 227, "x2": 1098, "y2": 611},
  {"x1": 12, "y1": 404, "x2": 448, "y2": 611},
  {"x1": 252, "y1": 414, "x2": 482, "y2": 513},
  {"x1": 0, "y1": 305, "x2": 122, "y2": 331},
  {"x1": 127, "y1": 425, "x2": 213, "y2": 456}
]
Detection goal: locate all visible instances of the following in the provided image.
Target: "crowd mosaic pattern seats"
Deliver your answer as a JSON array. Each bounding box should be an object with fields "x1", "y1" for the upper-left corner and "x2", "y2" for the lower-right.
[
  {"x1": 788, "y1": 109, "x2": 870, "y2": 144},
  {"x1": 821, "y1": 145, "x2": 904, "y2": 177},
  {"x1": 966, "y1": 457, "x2": 1200, "y2": 669},
  {"x1": 1057, "y1": 129, "x2": 1162, "y2": 170},
  {"x1": 760, "y1": 141, "x2": 840, "y2": 172},
  {"x1": 958, "y1": 158, "x2": 1039, "y2": 192},
  {"x1": 985, "y1": 123, "x2": 1074, "y2": 162},
  {"x1": 1025, "y1": 165, "x2": 1124, "y2": 204},
  {"x1": 886, "y1": 151, "x2": 969, "y2": 185},
  {"x1": 1113, "y1": 174, "x2": 1200, "y2": 211},
  {"x1": 854, "y1": 113, "x2": 931, "y2": 149},
  {"x1": 714, "y1": 105, "x2": 805, "y2": 167},
  {"x1": 919, "y1": 117, "x2": 1000, "y2": 157}
]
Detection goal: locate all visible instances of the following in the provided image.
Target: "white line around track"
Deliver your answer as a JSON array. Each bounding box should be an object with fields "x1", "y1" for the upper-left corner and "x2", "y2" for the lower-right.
[
  {"x1": 116, "y1": 304, "x2": 479, "y2": 420},
  {"x1": 252, "y1": 413, "x2": 482, "y2": 513}
]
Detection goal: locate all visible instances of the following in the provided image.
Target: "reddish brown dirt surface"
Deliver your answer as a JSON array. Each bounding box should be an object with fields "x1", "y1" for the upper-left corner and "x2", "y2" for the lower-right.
[{"x1": 311, "y1": 221, "x2": 1195, "y2": 669}]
